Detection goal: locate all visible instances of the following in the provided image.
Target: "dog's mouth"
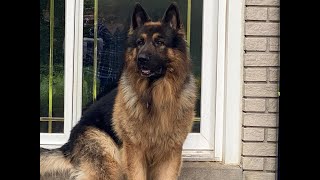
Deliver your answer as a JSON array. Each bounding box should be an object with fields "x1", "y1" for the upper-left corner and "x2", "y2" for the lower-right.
[{"x1": 139, "y1": 66, "x2": 163, "y2": 78}]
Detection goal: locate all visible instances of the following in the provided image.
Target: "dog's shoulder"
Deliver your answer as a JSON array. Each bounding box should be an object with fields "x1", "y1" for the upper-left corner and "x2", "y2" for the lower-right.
[{"x1": 67, "y1": 88, "x2": 122, "y2": 148}]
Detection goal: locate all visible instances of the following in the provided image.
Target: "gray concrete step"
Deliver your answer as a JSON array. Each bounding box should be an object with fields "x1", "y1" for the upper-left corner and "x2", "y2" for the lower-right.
[{"x1": 179, "y1": 162, "x2": 242, "y2": 180}]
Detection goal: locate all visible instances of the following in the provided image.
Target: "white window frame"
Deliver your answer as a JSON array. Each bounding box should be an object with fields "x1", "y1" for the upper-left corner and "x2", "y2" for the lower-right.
[
  {"x1": 40, "y1": 0, "x2": 76, "y2": 146},
  {"x1": 183, "y1": 0, "x2": 244, "y2": 164},
  {"x1": 40, "y1": 0, "x2": 244, "y2": 165},
  {"x1": 182, "y1": 0, "x2": 218, "y2": 161}
]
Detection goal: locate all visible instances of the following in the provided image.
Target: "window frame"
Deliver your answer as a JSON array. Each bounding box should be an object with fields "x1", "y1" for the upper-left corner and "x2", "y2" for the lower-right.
[
  {"x1": 182, "y1": 0, "x2": 218, "y2": 161},
  {"x1": 40, "y1": 0, "x2": 244, "y2": 165},
  {"x1": 40, "y1": 0, "x2": 76, "y2": 145},
  {"x1": 183, "y1": 0, "x2": 244, "y2": 163}
]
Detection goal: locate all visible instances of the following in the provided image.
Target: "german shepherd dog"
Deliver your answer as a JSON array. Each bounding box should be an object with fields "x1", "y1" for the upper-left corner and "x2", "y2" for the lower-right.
[{"x1": 40, "y1": 3, "x2": 196, "y2": 180}]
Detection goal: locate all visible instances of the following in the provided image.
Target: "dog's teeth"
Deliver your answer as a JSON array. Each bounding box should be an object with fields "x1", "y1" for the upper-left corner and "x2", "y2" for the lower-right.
[{"x1": 142, "y1": 70, "x2": 150, "y2": 74}]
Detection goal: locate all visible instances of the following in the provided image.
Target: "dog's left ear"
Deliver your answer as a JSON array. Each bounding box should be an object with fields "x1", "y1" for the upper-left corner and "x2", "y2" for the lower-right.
[{"x1": 162, "y1": 3, "x2": 181, "y2": 30}]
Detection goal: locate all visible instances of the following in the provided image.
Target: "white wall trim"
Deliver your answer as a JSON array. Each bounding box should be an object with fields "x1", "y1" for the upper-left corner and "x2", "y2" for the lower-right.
[
  {"x1": 214, "y1": 0, "x2": 227, "y2": 162},
  {"x1": 222, "y1": 0, "x2": 244, "y2": 164},
  {"x1": 214, "y1": 0, "x2": 244, "y2": 164}
]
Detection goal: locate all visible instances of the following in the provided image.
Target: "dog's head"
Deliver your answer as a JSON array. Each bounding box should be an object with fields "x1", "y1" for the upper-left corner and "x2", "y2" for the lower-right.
[{"x1": 126, "y1": 3, "x2": 188, "y2": 80}]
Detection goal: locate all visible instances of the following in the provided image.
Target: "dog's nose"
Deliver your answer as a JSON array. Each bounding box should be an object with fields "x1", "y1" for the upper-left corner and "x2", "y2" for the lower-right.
[{"x1": 138, "y1": 54, "x2": 150, "y2": 64}]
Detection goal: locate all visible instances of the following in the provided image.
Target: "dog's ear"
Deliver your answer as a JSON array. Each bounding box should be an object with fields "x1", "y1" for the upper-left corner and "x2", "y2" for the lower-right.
[
  {"x1": 162, "y1": 3, "x2": 181, "y2": 30},
  {"x1": 131, "y1": 3, "x2": 150, "y2": 29}
]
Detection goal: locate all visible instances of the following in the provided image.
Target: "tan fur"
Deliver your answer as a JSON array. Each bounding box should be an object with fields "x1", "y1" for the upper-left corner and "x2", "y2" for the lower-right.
[
  {"x1": 122, "y1": 142, "x2": 147, "y2": 180},
  {"x1": 140, "y1": 33, "x2": 147, "y2": 40},
  {"x1": 144, "y1": 21, "x2": 161, "y2": 26},
  {"x1": 113, "y1": 22, "x2": 197, "y2": 179},
  {"x1": 40, "y1": 149, "x2": 74, "y2": 177},
  {"x1": 149, "y1": 150, "x2": 182, "y2": 180},
  {"x1": 72, "y1": 127, "x2": 123, "y2": 180},
  {"x1": 40, "y1": 127, "x2": 124, "y2": 180},
  {"x1": 152, "y1": 33, "x2": 160, "y2": 41},
  {"x1": 82, "y1": 127, "x2": 121, "y2": 165}
]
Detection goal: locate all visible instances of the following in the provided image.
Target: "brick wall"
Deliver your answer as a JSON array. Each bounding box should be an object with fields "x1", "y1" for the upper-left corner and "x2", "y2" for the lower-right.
[{"x1": 242, "y1": 0, "x2": 279, "y2": 179}]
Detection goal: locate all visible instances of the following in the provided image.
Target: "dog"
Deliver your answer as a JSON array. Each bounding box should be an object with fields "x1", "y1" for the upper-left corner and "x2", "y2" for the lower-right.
[
  {"x1": 113, "y1": 3, "x2": 197, "y2": 179},
  {"x1": 40, "y1": 3, "x2": 196, "y2": 180}
]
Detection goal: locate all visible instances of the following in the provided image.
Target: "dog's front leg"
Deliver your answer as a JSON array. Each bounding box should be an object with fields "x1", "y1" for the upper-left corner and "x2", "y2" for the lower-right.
[
  {"x1": 123, "y1": 142, "x2": 147, "y2": 180},
  {"x1": 151, "y1": 149, "x2": 182, "y2": 180}
]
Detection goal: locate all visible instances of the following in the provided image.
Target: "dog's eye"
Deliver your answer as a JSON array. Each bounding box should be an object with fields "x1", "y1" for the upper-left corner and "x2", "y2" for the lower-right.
[
  {"x1": 155, "y1": 39, "x2": 164, "y2": 46},
  {"x1": 136, "y1": 39, "x2": 145, "y2": 46}
]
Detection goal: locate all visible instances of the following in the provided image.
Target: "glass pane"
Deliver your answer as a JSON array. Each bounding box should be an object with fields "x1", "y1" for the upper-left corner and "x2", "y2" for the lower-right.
[
  {"x1": 82, "y1": 0, "x2": 202, "y2": 132},
  {"x1": 40, "y1": 0, "x2": 65, "y2": 133}
]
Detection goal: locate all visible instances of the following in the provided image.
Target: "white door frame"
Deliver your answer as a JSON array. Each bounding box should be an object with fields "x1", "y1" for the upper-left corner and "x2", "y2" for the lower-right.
[{"x1": 214, "y1": 0, "x2": 244, "y2": 164}]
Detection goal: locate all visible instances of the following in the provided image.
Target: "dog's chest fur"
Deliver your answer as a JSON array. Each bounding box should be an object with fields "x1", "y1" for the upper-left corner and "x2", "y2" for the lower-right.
[{"x1": 113, "y1": 73, "x2": 196, "y2": 150}]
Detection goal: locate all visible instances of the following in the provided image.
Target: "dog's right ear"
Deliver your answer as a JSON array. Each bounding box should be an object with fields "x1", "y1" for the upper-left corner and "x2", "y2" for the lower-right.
[
  {"x1": 162, "y1": 3, "x2": 181, "y2": 30},
  {"x1": 131, "y1": 3, "x2": 150, "y2": 30}
]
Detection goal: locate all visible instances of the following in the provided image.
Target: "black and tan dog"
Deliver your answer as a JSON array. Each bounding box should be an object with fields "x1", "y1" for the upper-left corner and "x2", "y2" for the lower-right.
[{"x1": 40, "y1": 3, "x2": 196, "y2": 180}]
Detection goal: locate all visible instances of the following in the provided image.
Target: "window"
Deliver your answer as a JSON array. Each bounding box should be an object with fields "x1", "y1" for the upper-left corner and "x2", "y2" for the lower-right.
[
  {"x1": 40, "y1": 0, "x2": 243, "y2": 163},
  {"x1": 81, "y1": 0, "x2": 203, "y2": 132},
  {"x1": 40, "y1": 0, "x2": 75, "y2": 145},
  {"x1": 79, "y1": 0, "x2": 216, "y2": 160},
  {"x1": 40, "y1": 0, "x2": 65, "y2": 134}
]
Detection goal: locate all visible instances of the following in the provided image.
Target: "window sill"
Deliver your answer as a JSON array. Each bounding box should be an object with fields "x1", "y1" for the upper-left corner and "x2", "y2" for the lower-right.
[{"x1": 179, "y1": 162, "x2": 242, "y2": 180}]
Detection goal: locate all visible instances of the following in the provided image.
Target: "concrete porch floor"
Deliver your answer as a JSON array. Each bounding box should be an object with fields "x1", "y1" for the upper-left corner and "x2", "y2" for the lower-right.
[{"x1": 179, "y1": 162, "x2": 242, "y2": 180}]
